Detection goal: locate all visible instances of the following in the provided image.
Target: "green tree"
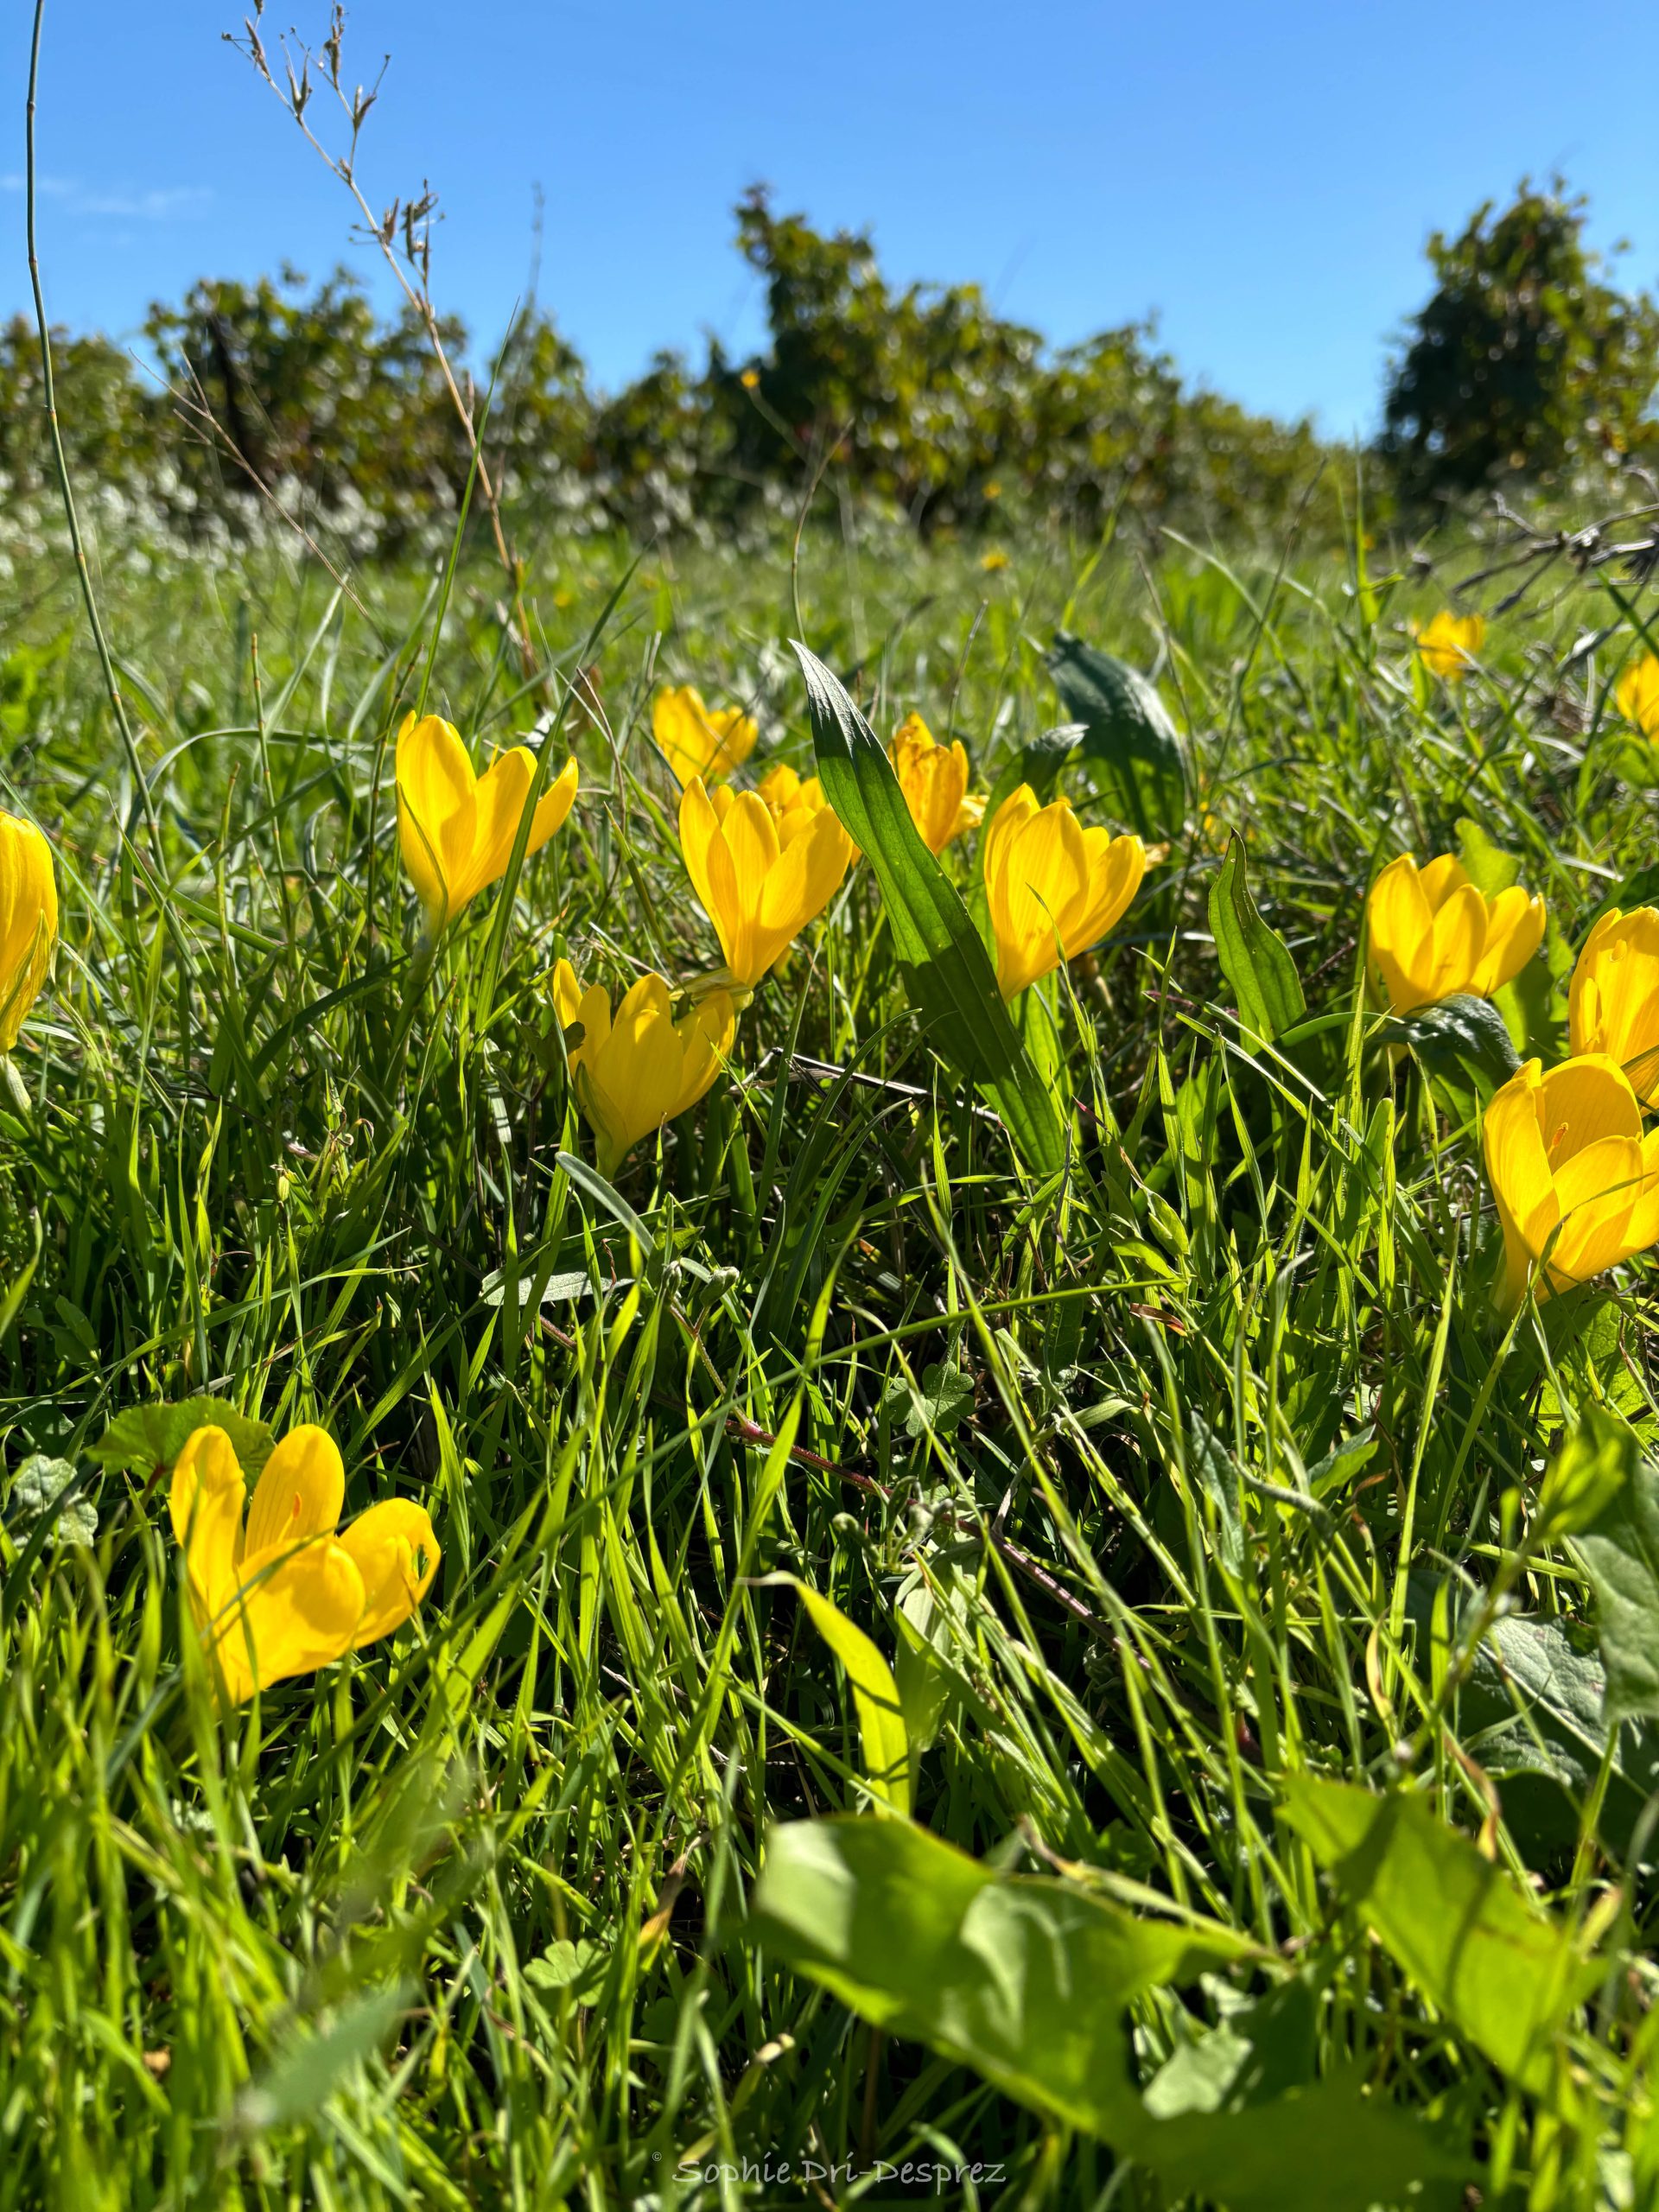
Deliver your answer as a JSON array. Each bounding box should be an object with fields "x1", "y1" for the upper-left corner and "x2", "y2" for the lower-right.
[{"x1": 1382, "y1": 180, "x2": 1659, "y2": 506}]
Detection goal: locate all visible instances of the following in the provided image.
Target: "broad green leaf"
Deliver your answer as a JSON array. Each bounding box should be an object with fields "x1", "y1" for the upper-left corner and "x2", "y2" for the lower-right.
[
  {"x1": 1534, "y1": 1404, "x2": 1637, "y2": 1544},
  {"x1": 4, "y1": 1455, "x2": 97, "y2": 1546},
  {"x1": 234, "y1": 1982, "x2": 410, "y2": 2133},
  {"x1": 752, "y1": 1818, "x2": 1465, "y2": 2209},
  {"x1": 1580, "y1": 1447, "x2": 1659, "y2": 1724},
  {"x1": 91, "y1": 1398, "x2": 275, "y2": 1480},
  {"x1": 1208, "y1": 833, "x2": 1306, "y2": 1041},
  {"x1": 1381, "y1": 991, "x2": 1520, "y2": 1091},
  {"x1": 1045, "y1": 632, "x2": 1187, "y2": 841},
  {"x1": 775, "y1": 1577, "x2": 910, "y2": 1814},
  {"x1": 793, "y1": 642, "x2": 1065, "y2": 1174},
  {"x1": 1281, "y1": 1777, "x2": 1596, "y2": 2092},
  {"x1": 751, "y1": 1816, "x2": 1249, "y2": 2139}
]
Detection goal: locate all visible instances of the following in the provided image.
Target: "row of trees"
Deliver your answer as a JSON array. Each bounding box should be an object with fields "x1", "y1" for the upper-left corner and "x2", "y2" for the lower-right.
[{"x1": 3, "y1": 181, "x2": 1653, "y2": 558}]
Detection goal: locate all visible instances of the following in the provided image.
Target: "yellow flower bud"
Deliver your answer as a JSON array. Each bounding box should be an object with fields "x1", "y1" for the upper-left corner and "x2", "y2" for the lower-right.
[
  {"x1": 168, "y1": 1424, "x2": 439, "y2": 1705},
  {"x1": 1484, "y1": 1054, "x2": 1659, "y2": 1308},
  {"x1": 551, "y1": 960, "x2": 735, "y2": 1176},
  {"x1": 889, "y1": 714, "x2": 985, "y2": 855},
  {"x1": 1414, "y1": 610, "x2": 1485, "y2": 682},
  {"x1": 982, "y1": 785, "x2": 1145, "y2": 999},
  {"x1": 1615, "y1": 653, "x2": 1659, "y2": 741},
  {"x1": 396, "y1": 713, "x2": 577, "y2": 933},
  {"x1": 0, "y1": 810, "x2": 56, "y2": 1052},
  {"x1": 678, "y1": 776, "x2": 853, "y2": 988},
  {"x1": 652, "y1": 685, "x2": 757, "y2": 787},
  {"x1": 1367, "y1": 853, "x2": 1544, "y2": 1015},
  {"x1": 1569, "y1": 907, "x2": 1659, "y2": 1102}
]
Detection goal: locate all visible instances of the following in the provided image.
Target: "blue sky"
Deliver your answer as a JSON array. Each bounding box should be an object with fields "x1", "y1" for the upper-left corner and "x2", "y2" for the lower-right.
[{"x1": 6, "y1": 0, "x2": 1658, "y2": 438}]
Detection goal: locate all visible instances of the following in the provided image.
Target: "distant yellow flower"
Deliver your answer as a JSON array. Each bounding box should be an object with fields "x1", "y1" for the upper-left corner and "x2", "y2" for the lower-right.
[
  {"x1": 679, "y1": 776, "x2": 853, "y2": 988},
  {"x1": 1367, "y1": 853, "x2": 1544, "y2": 1015},
  {"x1": 652, "y1": 685, "x2": 757, "y2": 786},
  {"x1": 1615, "y1": 653, "x2": 1659, "y2": 740},
  {"x1": 982, "y1": 785, "x2": 1145, "y2": 998},
  {"x1": 1484, "y1": 1055, "x2": 1659, "y2": 1308},
  {"x1": 169, "y1": 1424, "x2": 438, "y2": 1706},
  {"x1": 981, "y1": 549, "x2": 1009, "y2": 573},
  {"x1": 1414, "y1": 610, "x2": 1485, "y2": 682},
  {"x1": 890, "y1": 714, "x2": 984, "y2": 855},
  {"x1": 396, "y1": 713, "x2": 577, "y2": 934},
  {"x1": 740, "y1": 366, "x2": 761, "y2": 391},
  {"x1": 551, "y1": 960, "x2": 735, "y2": 1175},
  {"x1": 1569, "y1": 907, "x2": 1659, "y2": 1102},
  {"x1": 0, "y1": 811, "x2": 57, "y2": 1052}
]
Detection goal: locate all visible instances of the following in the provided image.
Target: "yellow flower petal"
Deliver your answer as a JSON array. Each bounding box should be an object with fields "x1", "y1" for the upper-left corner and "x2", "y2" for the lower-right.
[
  {"x1": 242, "y1": 1423, "x2": 346, "y2": 1560},
  {"x1": 214, "y1": 1537, "x2": 365, "y2": 1704},
  {"x1": 0, "y1": 811, "x2": 58, "y2": 1052},
  {"x1": 336, "y1": 1500, "x2": 441, "y2": 1649}
]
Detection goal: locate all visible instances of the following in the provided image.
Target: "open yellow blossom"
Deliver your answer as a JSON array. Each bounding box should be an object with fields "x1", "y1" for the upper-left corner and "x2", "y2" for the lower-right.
[
  {"x1": 1367, "y1": 853, "x2": 1544, "y2": 1015},
  {"x1": 982, "y1": 785, "x2": 1145, "y2": 998},
  {"x1": 679, "y1": 776, "x2": 853, "y2": 988},
  {"x1": 0, "y1": 811, "x2": 57, "y2": 1052},
  {"x1": 757, "y1": 761, "x2": 833, "y2": 824},
  {"x1": 552, "y1": 960, "x2": 735, "y2": 1174},
  {"x1": 652, "y1": 685, "x2": 757, "y2": 786},
  {"x1": 1484, "y1": 1055, "x2": 1659, "y2": 1308},
  {"x1": 1414, "y1": 610, "x2": 1485, "y2": 682},
  {"x1": 1569, "y1": 907, "x2": 1659, "y2": 1102},
  {"x1": 169, "y1": 1424, "x2": 439, "y2": 1705},
  {"x1": 1615, "y1": 654, "x2": 1659, "y2": 741},
  {"x1": 397, "y1": 713, "x2": 577, "y2": 933},
  {"x1": 890, "y1": 714, "x2": 984, "y2": 855}
]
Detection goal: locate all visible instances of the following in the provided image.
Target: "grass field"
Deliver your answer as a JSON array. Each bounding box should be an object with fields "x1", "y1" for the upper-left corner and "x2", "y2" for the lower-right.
[{"x1": 4, "y1": 492, "x2": 1659, "y2": 2211}]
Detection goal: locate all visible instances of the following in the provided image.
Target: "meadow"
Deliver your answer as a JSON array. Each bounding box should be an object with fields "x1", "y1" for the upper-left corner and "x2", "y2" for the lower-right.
[{"x1": 4, "y1": 476, "x2": 1659, "y2": 2212}]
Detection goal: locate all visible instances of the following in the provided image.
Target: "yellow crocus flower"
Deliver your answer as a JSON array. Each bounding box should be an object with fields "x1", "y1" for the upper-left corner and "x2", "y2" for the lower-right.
[
  {"x1": 679, "y1": 776, "x2": 853, "y2": 988},
  {"x1": 1614, "y1": 653, "x2": 1659, "y2": 740},
  {"x1": 890, "y1": 714, "x2": 984, "y2": 855},
  {"x1": 551, "y1": 959, "x2": 735, "y2": 1175},
  {"x1": 652, "y1": 685, "x2": 757, "y2": 786},
  {"x1": 0, "y1": 811, "x2": 57, "y2": 1052},
  {"x1": 1414, "y1": 610, "x2": 1485, "y2": 682},
  {"x1": 1367, "y1": 853, "x2": 1544, "y2": 1015},
  {"x1": 1484, "y1": 1054, "x2": 1659, "y2": 1308},
  {"x1": 756, "y1": 761, "x2": 832, "y2": 823},
  {"x1": 1569, "y1": 907, "x2": 1659, "y2": 1102},
  {"x1": 169, "y1": 1424, "x2": 439, "y2": 1705},
  {"x1": 396, "y1": 713, "x2": 577, "y2": 933},
  {"x1": 981, "y1": 785, "x2": 1145, "y2": 999}
]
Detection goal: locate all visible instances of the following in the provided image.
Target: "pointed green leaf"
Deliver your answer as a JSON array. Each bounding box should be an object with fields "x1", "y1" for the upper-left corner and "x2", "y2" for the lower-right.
[
  {"x1": 1208, "y1": 833, "x2": 1306, "y2": 1041},
  {"x1": 774, "y1": 1578, "x2": 910, "y2": 1815},
  {"x1": 793, "y1": 641, "x2": 1064, "y2": 1174},
  {"x1": 1046, "y1": 632, "x2": 1187, "y2": 841}
]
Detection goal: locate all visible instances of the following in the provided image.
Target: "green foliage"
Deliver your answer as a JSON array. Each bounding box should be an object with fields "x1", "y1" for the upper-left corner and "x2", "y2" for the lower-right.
[
  {"x1": 4, "y1": 486, "x2": 1659, "y2": 2207},
  {"x1": 1382, "y1": 179, "x2": 1659, "y2": 507}
]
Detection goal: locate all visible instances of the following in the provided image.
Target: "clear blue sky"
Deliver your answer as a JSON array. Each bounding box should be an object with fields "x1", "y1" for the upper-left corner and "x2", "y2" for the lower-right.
[{"x1": 7, "y1": 0, "x2": 1658, "y2": 439}]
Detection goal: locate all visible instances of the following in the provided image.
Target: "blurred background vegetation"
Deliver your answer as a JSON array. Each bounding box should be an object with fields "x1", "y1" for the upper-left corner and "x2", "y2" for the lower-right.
[{"x1": 5, "y1": 177, "x2": 1656, "y2": 565}]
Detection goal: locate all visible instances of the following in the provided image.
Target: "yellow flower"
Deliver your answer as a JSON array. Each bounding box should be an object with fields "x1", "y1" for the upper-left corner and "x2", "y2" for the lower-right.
[
  {"x1": 980, "y1": 549, "x2": 1009, "y2": 573},
  {"x1": 1414, "y1": 610, "x2": 1485, "y2": 682},
  {"x1": 890, "y1": 714, "x2": 984, "y2": 855},
  {"x1": 169, "y1": 1424, "x2": 438, "y2": 1705},
  {"x1": 396, "y1": 713, "x2": 577, "y2": 933},
  {"x1": 551, "y1": 960, "x2": 735, "y2": 1175},
  {"x1": 652, "y1": 685, "x2": 757, "y2": 786},
  {"x1": 0, "y1": 811, "x2": 57, "y2": 1052},
  {"x1": 1367, "y1": 853, "x2": 1544, "y2": 1015},
  {"x1": 1484, "y1": 1055, "x2": 1659, "y2": 1308},
  {"x1": 982, "y1": 785, "x2": 1146, "y2": 998},
  {"x1": 1569, "y1": 907, "x2": 1659, "y2": 1102},
  {"x1": 756, "y1": 761, "x2": 832, "y2": 824},
  {"x1": 740, "y1": 366, "x2": 761, "y2": 391},
  {"x1": 1615, "y1": 654, "x2": 1659, "y2": 740},
  {"x1": 679, "y1": 776, "x2": 853, "y2": 988}
]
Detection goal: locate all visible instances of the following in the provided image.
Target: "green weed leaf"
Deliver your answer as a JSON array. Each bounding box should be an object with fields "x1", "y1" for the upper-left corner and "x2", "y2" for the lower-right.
[
  {"x1": 91, "y1": 1399, "x2": 275, "y2": 1480},
  {"x1": 1046, "y1": 632, "x2": 1187, "y2": 841},
  {"x1": 1208, "y1": 834, "x2": 1306, "y2": 1041},
  {"x1": 1579, "y1": 1446, "x2": 1659, "y2": 1724}
]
